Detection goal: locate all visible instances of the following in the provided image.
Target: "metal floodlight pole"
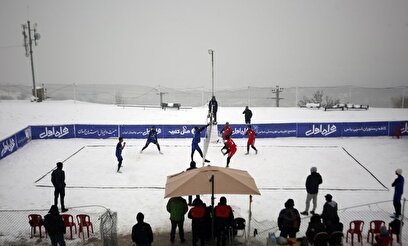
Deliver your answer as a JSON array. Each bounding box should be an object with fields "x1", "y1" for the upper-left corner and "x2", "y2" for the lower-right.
[
  {"x1": 22, "y1": 20, "x2": 40, "y2": 99},
  {"x1": 208, "y1": 49, "x2": 215, "y2": 97}
]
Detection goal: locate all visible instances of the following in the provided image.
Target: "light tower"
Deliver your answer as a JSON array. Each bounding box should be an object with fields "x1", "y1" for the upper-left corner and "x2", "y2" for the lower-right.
[
  {"x1": 208, "y1": 49, "x2": 215, "y2": 97},
  {"x1": 22, "y1": 20, "x2": 41, "y2": 99}
]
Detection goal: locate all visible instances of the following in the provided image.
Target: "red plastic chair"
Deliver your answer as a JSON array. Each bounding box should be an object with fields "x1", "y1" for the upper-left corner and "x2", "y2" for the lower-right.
[
  {"x1": 367, "y1": 220, "x2": 385, "y2": 243},
  {"x1": 346, "y1": 220, "x2": 364, "y2": 246},
  {"x1": 76, "y1": 214, "x2": 93, "y2": 238},
  {"x1": 28, "y1": 214, "x2": 44, "y2": 238},
  {"x1": 61, "y1": 214, "x2": 77, "y2": 239}
]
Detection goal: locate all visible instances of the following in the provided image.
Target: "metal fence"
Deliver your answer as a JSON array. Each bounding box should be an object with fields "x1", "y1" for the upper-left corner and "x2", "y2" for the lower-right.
[
  {"x1": 251, "y1": 199, "x2": 406, "y2": 245},
  {"x1": 0, "y1": 205, "x2": 116, "y2": 246},
  {"x1": 0, "y1": 83, "x2": 407, "y2": 108}
]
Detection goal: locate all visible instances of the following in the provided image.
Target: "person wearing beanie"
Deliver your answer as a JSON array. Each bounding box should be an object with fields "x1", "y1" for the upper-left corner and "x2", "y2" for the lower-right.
[
  {"x1": 278, "y1": 199, "x2": 301, "y2": 239},
  {"x1": 132, "y1": 212, "x2": 154, "y2": 246},
  {"x1": 321, "y1": 194, "x2": 339, "y2": 232},
  {"x1": 392, "y1": 168, "x2": 404, "y2": 218},
  {"x1": 43, "y1": 205, "x2": 66, "y2": 246},
  {"x1": 301, "y1": 166, "x2": 323, "y2": 216},
  {"x1": 374, "y1": 225, "x2": 391, "y2": 246},
  {"x1": 305, "y1": 214, "x2": 326, "y2": 244}
]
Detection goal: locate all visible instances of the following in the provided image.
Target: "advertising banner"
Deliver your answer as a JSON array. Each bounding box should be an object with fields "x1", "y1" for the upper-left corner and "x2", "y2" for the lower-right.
[
  {"x1": 389, "y1": 121, "x2": 408, "y2": 137},
  {"x1": 76, "y1": 124, "x2": 118, "y2": 139},
  {"x1": 31, "y1": 125, "x2": 75, "y2": 139},
  {"x1": 342, "y1": 122, "x2": 388, "y2": 137},
  {"x1": 0, "y1": 136, "x2": 17, "y2": 160},
  {"x1": 15, "y1": 127, "x2": 31, "y2": 148},
  {"x1": 297, "y1": 123, "x2": 341, "y2": 137}
]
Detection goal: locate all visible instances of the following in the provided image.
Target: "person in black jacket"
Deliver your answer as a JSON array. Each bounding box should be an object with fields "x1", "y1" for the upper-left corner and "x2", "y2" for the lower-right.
[
  {"x1": 278, "y1": 199, "x2": 301, "y2": 239},
  {"x1": 43, "y1": 205, "x2": 66, "y2": 246},
  {"x1": 301, "y1": 166, "x2": 323, "y2": 216},
  {"x1": 242, "y1": 106, "x2": 253, "y2": 125},
  {"x1": 321, "y1": 194, "x2": 339, "y2": 233},
  {"x1": 208, "y1": 96, "x2": 218, "y2": 124},
  {"x1": 51, "y1": 162, "x2": 68, "y2": 212},
  {"x1": 305, "y1": 214, "x2": 326, "y2": 244},
  {"x1": 132, "y1": 212, "x2": 154, "y2": 246}
]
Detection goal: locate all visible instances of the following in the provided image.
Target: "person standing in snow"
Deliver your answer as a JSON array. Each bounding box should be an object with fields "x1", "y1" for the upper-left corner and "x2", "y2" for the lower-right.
[
  {"x1": 392, "y1": 168, "x2": 404, "y2": 218},
  {"x1": 140, "y1": 126, "x2": 162, "y2": 154},
  {"x1": 208, "y1": 96, "x2": 218, "y2": 124},
  {"x1": 43, "y1": 205, "x2": 66, "y2": 246},
  {"x1": 116, "y1": 137, "x2": 126, "y2": 173},
  {"x1": 51, "y1": 162, "x2": 68, "y2": 212},
  {"x1": 242, "y1": 106, "x2": 253, "y2": 125},
  {"x1": 321, "y1": 194, "x2": 339, "y2": 233},
  {"x1": 278, "y1": 199, "x2": 301, "y2": 239},
  {"x1": 191, "y1": 124, "x2": 210, "y2": 163},
  {"x1": 166, "y1": 196, "x2": 188, "y2": 243},
  {"x1": 132, "y1": 212, "x2": 154, "y2": 246},
  {"x1": 301, "y1": 166, "x2": 323, "y2": 216},
  {"x1": 245, "y1": 125, "x2": 258, "y2": 155}
]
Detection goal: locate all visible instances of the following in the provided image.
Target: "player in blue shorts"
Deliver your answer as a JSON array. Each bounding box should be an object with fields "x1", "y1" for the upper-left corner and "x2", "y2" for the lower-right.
[
  {"x1": 116, "y1": 137, "x2": 126, "y2": 172},
  {"x1": 191, "y1": 124, "x2": 210, "y2": 163},
  {"x1": 140, "y1": 126, "x2": 162, "y2": 154}
]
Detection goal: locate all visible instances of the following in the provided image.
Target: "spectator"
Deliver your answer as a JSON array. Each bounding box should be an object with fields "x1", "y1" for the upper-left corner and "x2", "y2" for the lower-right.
[
  {"x1": 321, "y1": 194, "x2": 339, "y2": 232},
  {"x1": 116, "y1": 137, "x2": 126, "y2": 173},
  {"x1": 374, "y1": 225, "x2": 391, "y2": 246},
  {"x1": 208, "y1": 96, "x2": 218, "y2": 124},
  {"x1": 278, "y1": 199, "x2": 301, "y2": 239},
  {"x1": 392, "y1": 168, "x2": 404, "y2": 218},
  {"x1": 326, "y1": 216, "x2": 343, "y2": 234},
  {"x1": 305, "y1": 214, "x2": 326, "y2": 244},
  {"x1": 140, "y1": 126, "x2": 162, "y2": 154},
  {"x1": 242, "y1": 106, "x2": 253, "y2": 125},
  {"x1": 166, "y1": 196, "x2": 188, "y2": 243},
  {"x1": 186, "y1": 161, "x2": 199, "y2": 206},
  {"x1": 188, "y1": 197, "x2": 207, "y2": 246},
  {"x1": 131, "y1": 212, "x2": 153, "y2": 246},
  {"x1": 245, "y1": 125, "x2": 258, "y2": 155},
  {"x1": 51, "y1": 162, "x2": 68, "y2": 212},
  {"x1": 43, "y1": 205, "x2": 66, "y2": 246},
  {"x1": 301, "y1": 166, "x2": 323, "y2": 216},
  {"x1": 214, "y1": 196, "x2": 234, "y2": 246}
]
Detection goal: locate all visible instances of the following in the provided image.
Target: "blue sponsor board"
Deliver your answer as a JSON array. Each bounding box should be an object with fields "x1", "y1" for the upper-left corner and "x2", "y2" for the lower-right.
[
  {"x1": 76, "y1": 124, "x2": 118, "y2": 139},
  {"x1": 0, "y1": 135, "x2": 18, "y2": 159},
  {"x1": 342, "y1": 122, "x2": 388, "y2": 137},
  {"x1": 216, "y1": 124, "x2": 297, "y2": 138},
  {"x1": 120, "y1": 125, "x2": 163, "y2": 139},
  {"x1": 31, "y1": 125, "x2": 75, "y2": 139},
  {"x1": 389, "y1": 121, "x2": 408, "y2": 136},
  {"x1": 164, "y1": 125, "x2": 196, "y2": 139},
  {"x1": 15, "y1": 127, "x2": 31, "y2": 148},
  {"x1": 298, "y1": 123, "x2": 341, "y2": 137}
]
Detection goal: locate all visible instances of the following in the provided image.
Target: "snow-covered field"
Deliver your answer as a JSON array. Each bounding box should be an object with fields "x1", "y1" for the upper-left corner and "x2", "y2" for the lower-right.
[{"x1": 0, "y1": 100, "x2": 407, "y2": 245}]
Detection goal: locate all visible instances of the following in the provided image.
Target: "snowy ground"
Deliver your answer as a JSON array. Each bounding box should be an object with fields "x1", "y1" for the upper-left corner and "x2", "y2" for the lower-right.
[{"x1": 0, "y1": 100, "x2": 407, "y2": 245}]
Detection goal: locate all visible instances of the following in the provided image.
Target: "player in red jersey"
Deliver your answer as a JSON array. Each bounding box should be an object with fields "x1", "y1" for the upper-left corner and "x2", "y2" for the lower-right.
[
  {"x1": 223, "y1": 136, "x2": 237, "y2": 168},
  {"x1": 245, "y1": 125, "x2": 258, "y2": 155}
]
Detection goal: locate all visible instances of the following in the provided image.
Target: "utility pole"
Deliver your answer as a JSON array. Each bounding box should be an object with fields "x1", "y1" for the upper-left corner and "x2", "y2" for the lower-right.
[
  {"x1": 22, "y1": 20, "x2": 41, "y2": 100},
  {"x1": 208, "y1": 49, "x2": 215, "y2": 97},
  {"x1": 270, "y1": 85, "x2": 284, "y2": 107}
]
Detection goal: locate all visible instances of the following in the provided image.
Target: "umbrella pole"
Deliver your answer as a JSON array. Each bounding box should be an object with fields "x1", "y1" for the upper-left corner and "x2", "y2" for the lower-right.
[
  {"x1": 210, "y1": 175, "x2": 215, "y2": 239},
  {"x1": 246, "y1": 195, "x2": 252, "y2": 246}
]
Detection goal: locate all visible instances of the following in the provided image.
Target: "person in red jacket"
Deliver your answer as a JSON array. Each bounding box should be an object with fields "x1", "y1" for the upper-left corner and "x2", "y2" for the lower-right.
[
  {"x1": 223, "y1": 136, "x2": 237, "y2": 168},
  {"x1": 245, "y1": 125, "x2": 258, "y2": 155},
  {"x1": 188, "y1": 197, "x2": 207, "y2": 246},
  {"x1": 214, "y1": 197, "x2": 234, "y2": 246}
]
